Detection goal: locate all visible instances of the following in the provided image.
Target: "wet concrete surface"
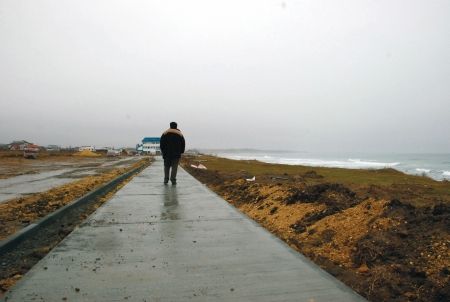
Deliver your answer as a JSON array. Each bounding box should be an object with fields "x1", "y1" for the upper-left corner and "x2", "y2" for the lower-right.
[
  {"x1": 0, "y1": 157, "x2": 140, "y2": 203},
  {"x1": 2, "y1": 158, "x2": 366, "y2": 301}
]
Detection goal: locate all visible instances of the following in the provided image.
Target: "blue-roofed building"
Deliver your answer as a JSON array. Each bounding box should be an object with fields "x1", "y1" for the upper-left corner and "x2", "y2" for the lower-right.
[{"x1": 137, "y1": 137, "x2": 161, "y2": 155}]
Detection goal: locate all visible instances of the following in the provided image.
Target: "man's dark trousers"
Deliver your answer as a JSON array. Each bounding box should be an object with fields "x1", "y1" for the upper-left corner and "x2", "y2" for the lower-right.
[{"x1": 164, "y1": 158, "x2": 180, "y2": 184}]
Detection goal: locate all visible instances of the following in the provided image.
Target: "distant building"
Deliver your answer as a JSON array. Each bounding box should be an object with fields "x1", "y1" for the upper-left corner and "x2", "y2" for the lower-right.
[
  {"x1": 23, "y1": 144, "x2": 40, "y2": 159},
  {"x1": 9, "y1": 140, "x2": 33, "y2": 151},
  {"x1": 46, "y1": 145, "x2": 61, "y2": 152},
  {"x1": 78, "y1": 146, "x2": 95, "y2": 152},
  {"x1": 94, "y1": 147, "x2": 110, "y2": 154},
  {"x1": 61, "y1": 146, "x2": 78, "y2": 152},
  {"x1": 137, "y1": 137, "x2": 161, "y2": 155}
]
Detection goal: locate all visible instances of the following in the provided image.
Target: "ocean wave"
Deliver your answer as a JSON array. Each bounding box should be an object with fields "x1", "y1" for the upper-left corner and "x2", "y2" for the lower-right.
[
  {"x1": 219, "y1": 154, "x2": 399, "y2": 170},
  {"x1": 443, "y1": 171, "x2": 450, "y2": 177},
  {"x1": 416, "y1": 168, "x2": 431, "y2": 173},
  {"x1": 279, "y1": 158, "x2": 399, "y2": 169}
]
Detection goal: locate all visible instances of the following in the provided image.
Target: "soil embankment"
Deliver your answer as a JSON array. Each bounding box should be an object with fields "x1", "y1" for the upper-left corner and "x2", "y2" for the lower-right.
[
  {"x1": 0, "y1": 157, "x2": 152, "y2": 294},
  {"x1": 0, "y1": 150, "x2": 134, "y2": 180},
  {"x1": 182, "y1": 155, "x2": 450, "y2": 302},
  {"x1": 0, "y1": 158, "x2": 150, "y2": 240}
]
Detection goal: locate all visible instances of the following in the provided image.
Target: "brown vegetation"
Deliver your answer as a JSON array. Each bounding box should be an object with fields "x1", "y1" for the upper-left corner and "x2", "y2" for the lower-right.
[
  {"x1": 0, "y1": 150, "x2": 93, "y2": 179},
  {"x1": 0, "y1": 158, "x2": 150, "y2": 240},
  {"x1": 182, "y1": 155, "x2": 450, "y2": 302},
  {"x1": 0, "y1": 158, "x2": 151, "y2": 295}
]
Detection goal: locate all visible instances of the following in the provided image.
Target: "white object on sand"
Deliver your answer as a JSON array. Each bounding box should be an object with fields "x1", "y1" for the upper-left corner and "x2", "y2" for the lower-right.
[
  {"x1": 191, "y1": 164, "x2": 207, "y2": 170},
  {"x1": 246, "y1": 176, "x2": 256, "y2": 182}
]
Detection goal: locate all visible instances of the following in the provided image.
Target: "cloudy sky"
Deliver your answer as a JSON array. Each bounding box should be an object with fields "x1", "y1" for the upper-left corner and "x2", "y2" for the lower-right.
[{"x1": 0, "y1": 0, "x2": 449, "y2": 152}]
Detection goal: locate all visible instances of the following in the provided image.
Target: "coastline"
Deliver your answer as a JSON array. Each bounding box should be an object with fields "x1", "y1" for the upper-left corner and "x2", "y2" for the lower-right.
[
  {"x1": 200, "y1": 150, "x2": 450, "y2": 181},
  {"x1": 182, "y1": 155, "x2": 450, "y2": 302}
]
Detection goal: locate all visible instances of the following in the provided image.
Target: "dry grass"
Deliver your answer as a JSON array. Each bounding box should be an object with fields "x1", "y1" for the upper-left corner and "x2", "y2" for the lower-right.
[
  {"x1": 0, "y1": 158, "x2": 150, "y2": 240},
  {"x1": 182, "y1": 155, "x2": 450, "y2": 302}
]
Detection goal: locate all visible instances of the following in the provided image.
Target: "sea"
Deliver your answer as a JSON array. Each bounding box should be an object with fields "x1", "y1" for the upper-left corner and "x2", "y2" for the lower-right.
[{"x1": 200, "y1": 149, "x2": 450, "y2": 181}]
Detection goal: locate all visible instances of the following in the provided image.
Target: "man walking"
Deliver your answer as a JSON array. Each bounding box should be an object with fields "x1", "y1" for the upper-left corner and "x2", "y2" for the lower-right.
[{"x1": 160, "y1": 122, "x2": 185, "y2": 185}]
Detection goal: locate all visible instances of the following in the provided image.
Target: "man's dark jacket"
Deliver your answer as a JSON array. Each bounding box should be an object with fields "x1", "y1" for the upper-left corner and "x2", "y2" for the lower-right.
[{"x1": 160, "y1": 128, "x2": 185, "y2": 161}]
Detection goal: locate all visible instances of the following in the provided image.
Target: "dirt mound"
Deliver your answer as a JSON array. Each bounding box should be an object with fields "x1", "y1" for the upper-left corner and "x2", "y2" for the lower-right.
[
  {"x1": 352, "y1": 230, "x2": 403, "y2": 267},
  {"x1": 182, "y1": 156, "x2": 450, "y2": 302},
  {"x1": 285, "y1": 183, "x2": 359, "y2": 231},
  {"x1": 285, "y1": 183, "x2": 357, "y2": 207},
  {"x1": 290, "y1": 206, "x2": 341, "y2": 233},
  {"x1": 432, "y1": 203, "x2": 450, "y2": 218},
  {"x1": 351, "y1": 199, "x2": 450, "y2": 301},
  {"x1": 222, "y1": 180, "x2": 264, "y2": 205},
  {"x1": 73, "y1": 150, "x2": 101, "y2": 157}
]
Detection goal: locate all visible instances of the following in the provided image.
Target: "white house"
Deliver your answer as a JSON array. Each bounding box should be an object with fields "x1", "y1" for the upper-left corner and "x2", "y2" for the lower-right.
[{"x1": 137, "y1": 137, "x2": 161, "y2": 155}]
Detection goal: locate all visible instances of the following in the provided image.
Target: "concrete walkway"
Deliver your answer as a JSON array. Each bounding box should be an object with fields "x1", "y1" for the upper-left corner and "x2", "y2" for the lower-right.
[{"x1": 3, "y1": 158, "x2": 366, "y2": 302}]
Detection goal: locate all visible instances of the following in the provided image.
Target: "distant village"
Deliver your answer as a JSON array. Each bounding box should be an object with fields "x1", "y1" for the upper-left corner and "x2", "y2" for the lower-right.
[
  {"x1": 0, "y1": 137, "x2": 201, "y2": 159},
  {"x1": 0, "y1": 137, "x2": 165, "y2": 158}
]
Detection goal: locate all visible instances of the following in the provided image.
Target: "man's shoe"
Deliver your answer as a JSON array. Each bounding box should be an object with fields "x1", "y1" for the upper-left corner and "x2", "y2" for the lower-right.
[
  {"x1": 171, "y1": 180, "x2": 177, "y2": 185},
  {"x1": 164, "y1": 180, "x2": 169, "y2": 185}
]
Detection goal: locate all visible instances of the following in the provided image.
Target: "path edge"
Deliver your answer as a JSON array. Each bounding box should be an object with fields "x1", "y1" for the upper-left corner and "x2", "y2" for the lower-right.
[{"x1": 0, "y1": 160, "x2": 150, "y2": 257}]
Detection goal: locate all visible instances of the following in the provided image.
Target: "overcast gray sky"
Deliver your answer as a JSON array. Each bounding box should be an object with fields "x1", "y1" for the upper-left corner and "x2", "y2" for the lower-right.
[{"x1": 0, "y1": 0, "x2": 449, "y2": 152}]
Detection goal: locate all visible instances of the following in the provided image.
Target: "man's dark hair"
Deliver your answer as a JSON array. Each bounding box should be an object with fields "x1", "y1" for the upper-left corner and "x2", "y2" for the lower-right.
[{"x1": 170, "y1": 122, "x2": 177, "y2": 129}]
